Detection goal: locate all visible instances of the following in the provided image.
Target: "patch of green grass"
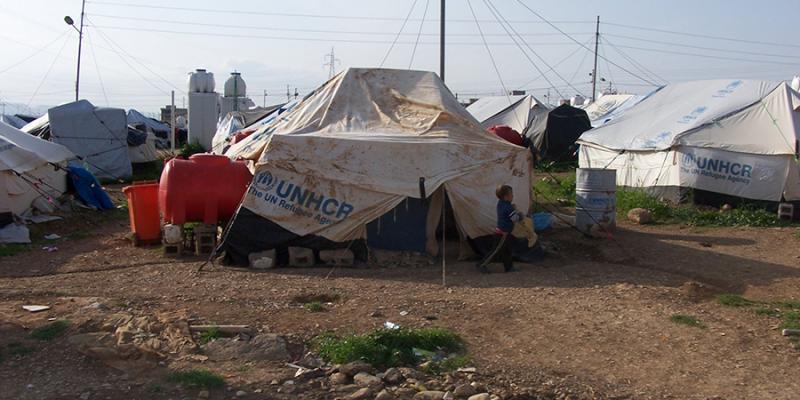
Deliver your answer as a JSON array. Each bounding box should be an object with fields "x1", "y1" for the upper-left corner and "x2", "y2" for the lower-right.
[
  {"x1": 0, "y1": 244, "x2": 30, "y2": 257},
  {"x1": 198, "y1": 327, "x2": 222, "y2": 344},
  {"x1": 29, "y1": 320, "x2": 69, "y2": 341},
  {"x1": 669, "y1": 314, "x2": 706, "y2": 329},
  {"x1": 794, "y1": 230, "x2": 800, "y2": 239},
  {"x1": 304, "y1": 301, "x2": 325, "y2": 313},
  {"x1": 533, "y1": 175, "x2": 576, "y2": 206},
  {"x1": 167, "y1": 369, "x2": 225, "y2": 389},
  {"x1": 775, "y1": 300, "x2": 800, "y2": 310},
  {"x1": 755, "y1": 307, "x2": 781, "y2": 317},
  {"x1": 616, "y1": 189, "x2": 672, "y2": 220},
  {"x1": 7, "y1": 342, "x2": 34, "y2": 356},
  {"x1": 717, "y1": 294, "x2": 758, "y2": 307},
  {"x1": 147, "y1": 383, "x2": 163, "y2": 393},
  {"x1": 535, "y1": 161, "x2": 577, "y2": 173},
  {"x1": 314, "y1": 327, "x2": 464, "y2": 368},
  {"x1": 421, "y1": 355, "x2": 471, "y2": 374},
  {"x1": 780, "y1": 311, "x2": 800, "y2": 330}
]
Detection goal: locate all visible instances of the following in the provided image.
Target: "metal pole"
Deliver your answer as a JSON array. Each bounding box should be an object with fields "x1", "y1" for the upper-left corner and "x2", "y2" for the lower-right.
[
  {"x1": 591, "y1": 15, "x2": 599, "y2": 103},
  {"x1": 75, "y1": 0, "x2": 86, "y2": 101},
  {"x1": 439, "y1": 0, "x2": 445, "y2": 83},
  {"x1": 263, "y1": 90, "x2": 267, "y2": 107},
  {"x1": 170, "y1": 90, "x2": 176, "y2": 152}
]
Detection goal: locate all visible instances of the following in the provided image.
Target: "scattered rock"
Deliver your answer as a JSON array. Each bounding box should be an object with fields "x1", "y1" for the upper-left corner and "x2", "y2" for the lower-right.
[
  {"x1": 627, "y1": 208, "x2": 653, "y2": 224},
  {"x1": 375, "y1": 389, "x2": 397, "y2": 400},
  {"x1": 443, "y1": 391, "x2": 454, "y2": 400},
  {"x1": 348, "y1": 387, "x2": 374, "y2": 400},
  {"x1": 198, "y1": 390, "x2": 210, "y2": 398},
  {"x1": 720, "y1": 203, "x2": 733, "y2": 212},
  {"x1": 353, "y1": 372, "x2": 383, "y2": 388},
  {"x1": 330, "y1": 372, "x2": 350, "y2": 385},
  {"x1": 395, "y1": 387, "x2": 419, "y2": 398},
  {"x1": 340, "y1": 361, "x2": 375, "y2": 376},
  {"x1": 413, "y1": 391, "x2": 447, "y2": 400},
  {"x1": 235, "y1": 390, "x2": 247, "y2": 397},
  {"x1": 453, "y1": 384, "x2": 477, "y2": 398},
  {"x1": 382, "y1": 368, "x2": 403, "y2": 384},
  {"x1": 79, "y1": 393, "x2": 91, "y2": 400},
  {"x1": 202, "y1": 334, "x2": 289, "y2": 362},
  {"x1": 398, "y1": 367, "x2": 426, "y2": 381},
  {"x1": 467, "y1": 394, "x2": 490, "y2": 400}
]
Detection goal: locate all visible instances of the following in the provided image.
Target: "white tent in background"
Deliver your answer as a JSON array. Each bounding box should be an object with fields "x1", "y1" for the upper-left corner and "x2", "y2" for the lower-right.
[
  {"x1": 1, "y1": 114, "x2": 28, "y2": 129},
  {"x1": 578, "y1": 79, "x2": 800, "y2": 201},
  {"x1": 22, "y1": 100, "x2": 132, "y2": 179},
  {"x1": 466, "y1": 95, "x2": 550, "y2": 136},
  {"x1": 582, "y1": 93, "x2": 648, "y2": 127},
  {"x1": 0, "y1": 121, "x2": 73, "y2": 215}
]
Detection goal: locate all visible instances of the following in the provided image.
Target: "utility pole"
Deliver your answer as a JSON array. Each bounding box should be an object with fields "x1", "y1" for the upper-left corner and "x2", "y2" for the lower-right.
[
  {"x1": 439, "y1": 0, "x2": 445, "y2": 83},
  {"x1": 286, "y1": 85, "x2": 291, "y2": 102},
  {"x1": 591, "y1": 15, "x2": 599, "y2": 103},
  {"x1": 263, "y1": 90, "x2": 267, "y2": 107},
  {"x1": 64, "y1": 0, "x2": 86, "y2": 101},
  {"x1": 323, "y1": 47, "x2": 340, "y2": 79}
]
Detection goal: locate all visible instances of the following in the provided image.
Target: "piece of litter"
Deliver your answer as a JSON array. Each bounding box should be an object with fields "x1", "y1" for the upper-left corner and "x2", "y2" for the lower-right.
[
  {"x1": 22, "y1": 305, "x2": 50, "y2": 313},
  {"x1": 399, "y1": 311, "x2": 409, "y2": 316},
  {"x1": 384, "y1": 321, "x2": 400, "y2": 330},
  {"x1": 48, "y1": 317, "x2": 57, "y2": 321},
  {"x1": 44, "y1": 234, "x2": 61, "y2": 240},
  {"x1": 41, "y1": 246, "x2": 58, "y2": 252},
  {"x1": 457, "y1": 367, "x2": 476, "y2": 373}
]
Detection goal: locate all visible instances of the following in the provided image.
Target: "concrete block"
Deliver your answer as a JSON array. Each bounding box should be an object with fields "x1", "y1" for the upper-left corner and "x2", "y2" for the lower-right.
[
  {"x1": 319, "y1": 249, "x2": 354, "y2": 267},
  {"x1": 288, "y1": 247, "x2": 315, "y2": 267},
  {"x1": 249, "y1": 250, "x2": 277, "y2": 269}
]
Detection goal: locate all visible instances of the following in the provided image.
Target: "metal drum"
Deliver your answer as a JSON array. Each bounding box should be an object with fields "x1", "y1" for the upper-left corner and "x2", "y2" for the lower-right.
[{"x1": 575, "y1": 168, "x2": 616, "y2": 234}]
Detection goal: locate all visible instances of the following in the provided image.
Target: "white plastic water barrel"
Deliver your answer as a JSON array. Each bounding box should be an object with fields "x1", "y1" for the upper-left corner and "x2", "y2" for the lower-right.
[
  {"x1": 575, "y1": 168, "x2": 616, "y2": 234},
  {"x1": 188, "y1": 69, "x2": 216, "y2": 93}
]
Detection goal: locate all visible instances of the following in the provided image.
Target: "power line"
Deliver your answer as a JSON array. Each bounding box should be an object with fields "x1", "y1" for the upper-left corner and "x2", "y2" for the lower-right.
[
  {"x1": 466, "y1": 0, "x2": 520, "y2": 129},
  {"x1": 87, "y1": 1, "x2": 593, "y2": 24},
  {"x1": 408, "y1": 0, "x2": 430, "y2": 69},
  {"x1": 87, "y1": 13, "x2": 592, "y2": 37},
  {"x1": 603, "y1": 21, "x2": 800, "y2": 49},
  {"x1": 86, "y1": 32, "x2": 110, "y2": 106},
  {"x1": 611, "y1": 43, "x2": 800, "y2": 66},
  {"x1": 380, "y1": 0, "x2": 420, "y2": 67},
  {"x1": 87, "y1": 25, "x2": 588, "y2": 46},
  {"x1": 514, "y1": 36, "x2": 594, "y2": 91},
  {"x1": 602, "y1": 36, "x2": 669, "y2": 85},
  {"x1": 485, "y1": 0, "x2": 586, "y2": 98},
  {"x1": 0, "y1": 31, "x2": 70, "y2": 75},
  {"x1": 513, "y1": 0, "x2": 659, "y2": 87},
  {"x1": 603, "y1": 33, "x2": 800, "y2": 60},
  {"x1": 27, "y1": 34, "x2": 71, "y2": 107},
  {"x1": 88, "y1": 21, "x2": 185, "y2": 93}
]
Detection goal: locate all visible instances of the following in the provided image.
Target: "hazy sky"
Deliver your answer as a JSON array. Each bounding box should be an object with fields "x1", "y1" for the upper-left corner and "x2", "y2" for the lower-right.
[{"x1": 1, "y1": 0, "x2": 798, "y2": 115}]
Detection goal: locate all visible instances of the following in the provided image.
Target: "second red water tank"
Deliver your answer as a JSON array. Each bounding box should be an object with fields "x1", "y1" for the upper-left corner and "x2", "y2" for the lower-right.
[{"x1": 159, "y1": 154, "x2": 253, "y2": 225}]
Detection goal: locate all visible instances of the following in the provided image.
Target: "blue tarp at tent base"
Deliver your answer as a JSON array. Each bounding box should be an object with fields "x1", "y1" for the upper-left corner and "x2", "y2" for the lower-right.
[{"x1": 67, "y1": 166, "x2": 115, "y2": 210}]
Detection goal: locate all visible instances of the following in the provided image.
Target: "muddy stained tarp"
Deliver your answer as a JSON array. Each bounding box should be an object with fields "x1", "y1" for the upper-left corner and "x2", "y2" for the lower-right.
[{"x1": 221, "y1": 68, "x2": 532, "y2": 262}]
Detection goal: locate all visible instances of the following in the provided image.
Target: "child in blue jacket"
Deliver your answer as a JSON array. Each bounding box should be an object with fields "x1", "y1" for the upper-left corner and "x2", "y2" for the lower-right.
[{"x1": 476, "y1": 184, "x2": 521, "y2": 273}]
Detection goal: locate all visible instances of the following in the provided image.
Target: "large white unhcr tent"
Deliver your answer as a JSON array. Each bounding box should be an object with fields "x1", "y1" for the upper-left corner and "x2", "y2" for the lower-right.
[
  {"x1": 220, "y1": 68, "x2": 533, "y2": 265},
  {"x1": 1, "y1": 121, "x2": 73, "y2": 216},
  {"x1": 578, "y1": 79, "x2": 800, "y2": 202},
  {"x1": 582, "y1": 93, "x2": 647, "y2": 128}
]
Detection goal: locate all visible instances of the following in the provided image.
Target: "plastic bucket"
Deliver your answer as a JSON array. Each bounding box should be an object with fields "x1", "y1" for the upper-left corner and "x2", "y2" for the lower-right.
[{"x1": 122, "y1": 182, "x2": 161, "y2": 245}]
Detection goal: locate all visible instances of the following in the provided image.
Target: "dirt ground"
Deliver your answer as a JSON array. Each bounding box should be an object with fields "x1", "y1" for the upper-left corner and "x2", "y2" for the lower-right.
[{"x1": 1, "y1": 187, "x2": 799, "y2": 400}]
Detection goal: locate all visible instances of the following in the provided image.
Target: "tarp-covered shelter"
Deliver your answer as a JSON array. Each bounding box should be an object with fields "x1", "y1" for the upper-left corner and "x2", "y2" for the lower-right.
[
  {"x1": 1, "y1": 121, "x2": 73, "y2": 215},
  {"x1": 127, "y1": 109, "x2": 170, "y2": 136},
  {"x1": 211, "y1": 104, "x2": 284, "y2": 154},
  {"x1": 1, "y1": 114, "x2": 28, "y2": 129},
  {"x1": 578, "y1": 79, "x2": 800, "y2": 201},
  {"x1": 220, "y1": 68, "x2": 533, "y2": 265},
  {"x1": 531, "y1": 103, "x2": 592, "y2": 162},
  {"x1": 466, "y1": 95, "x2": 550, "y2": 138},
  {"x1": 22, "y1": 100, "x2": 132, "y2": 179},
  {"x1": 583, "y1": 93, "x2": 647, "y2": 127}
]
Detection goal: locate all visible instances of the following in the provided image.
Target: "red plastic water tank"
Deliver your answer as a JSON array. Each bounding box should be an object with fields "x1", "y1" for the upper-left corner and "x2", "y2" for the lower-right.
[
  {"x1": 488, "y1": 125, "x2": 524, "y2": 146},
  {"x1": 159, "y1": 154, "x2": 253, "y2": 225}
]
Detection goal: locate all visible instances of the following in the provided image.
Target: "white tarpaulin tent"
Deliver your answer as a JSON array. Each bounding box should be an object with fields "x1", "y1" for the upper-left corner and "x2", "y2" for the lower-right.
[
  {"x1": 0, "y1": 121, "x2": 73, "y2": 215},
  {"x1": 23, "y1": 100, "x2": 132, "y2": 179},
  {"x1": 466, "y1": 95, "x2": 550, "y2": 136},
  {"x1": 578, "y1": 79, "x2": 800, "y2": 201},
  {"x1": 583, "y1": 93, "x2": 647, "y2": 127},
  {"x1": 222, "y1": 68, "x2": 532, "y2": 262}
]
